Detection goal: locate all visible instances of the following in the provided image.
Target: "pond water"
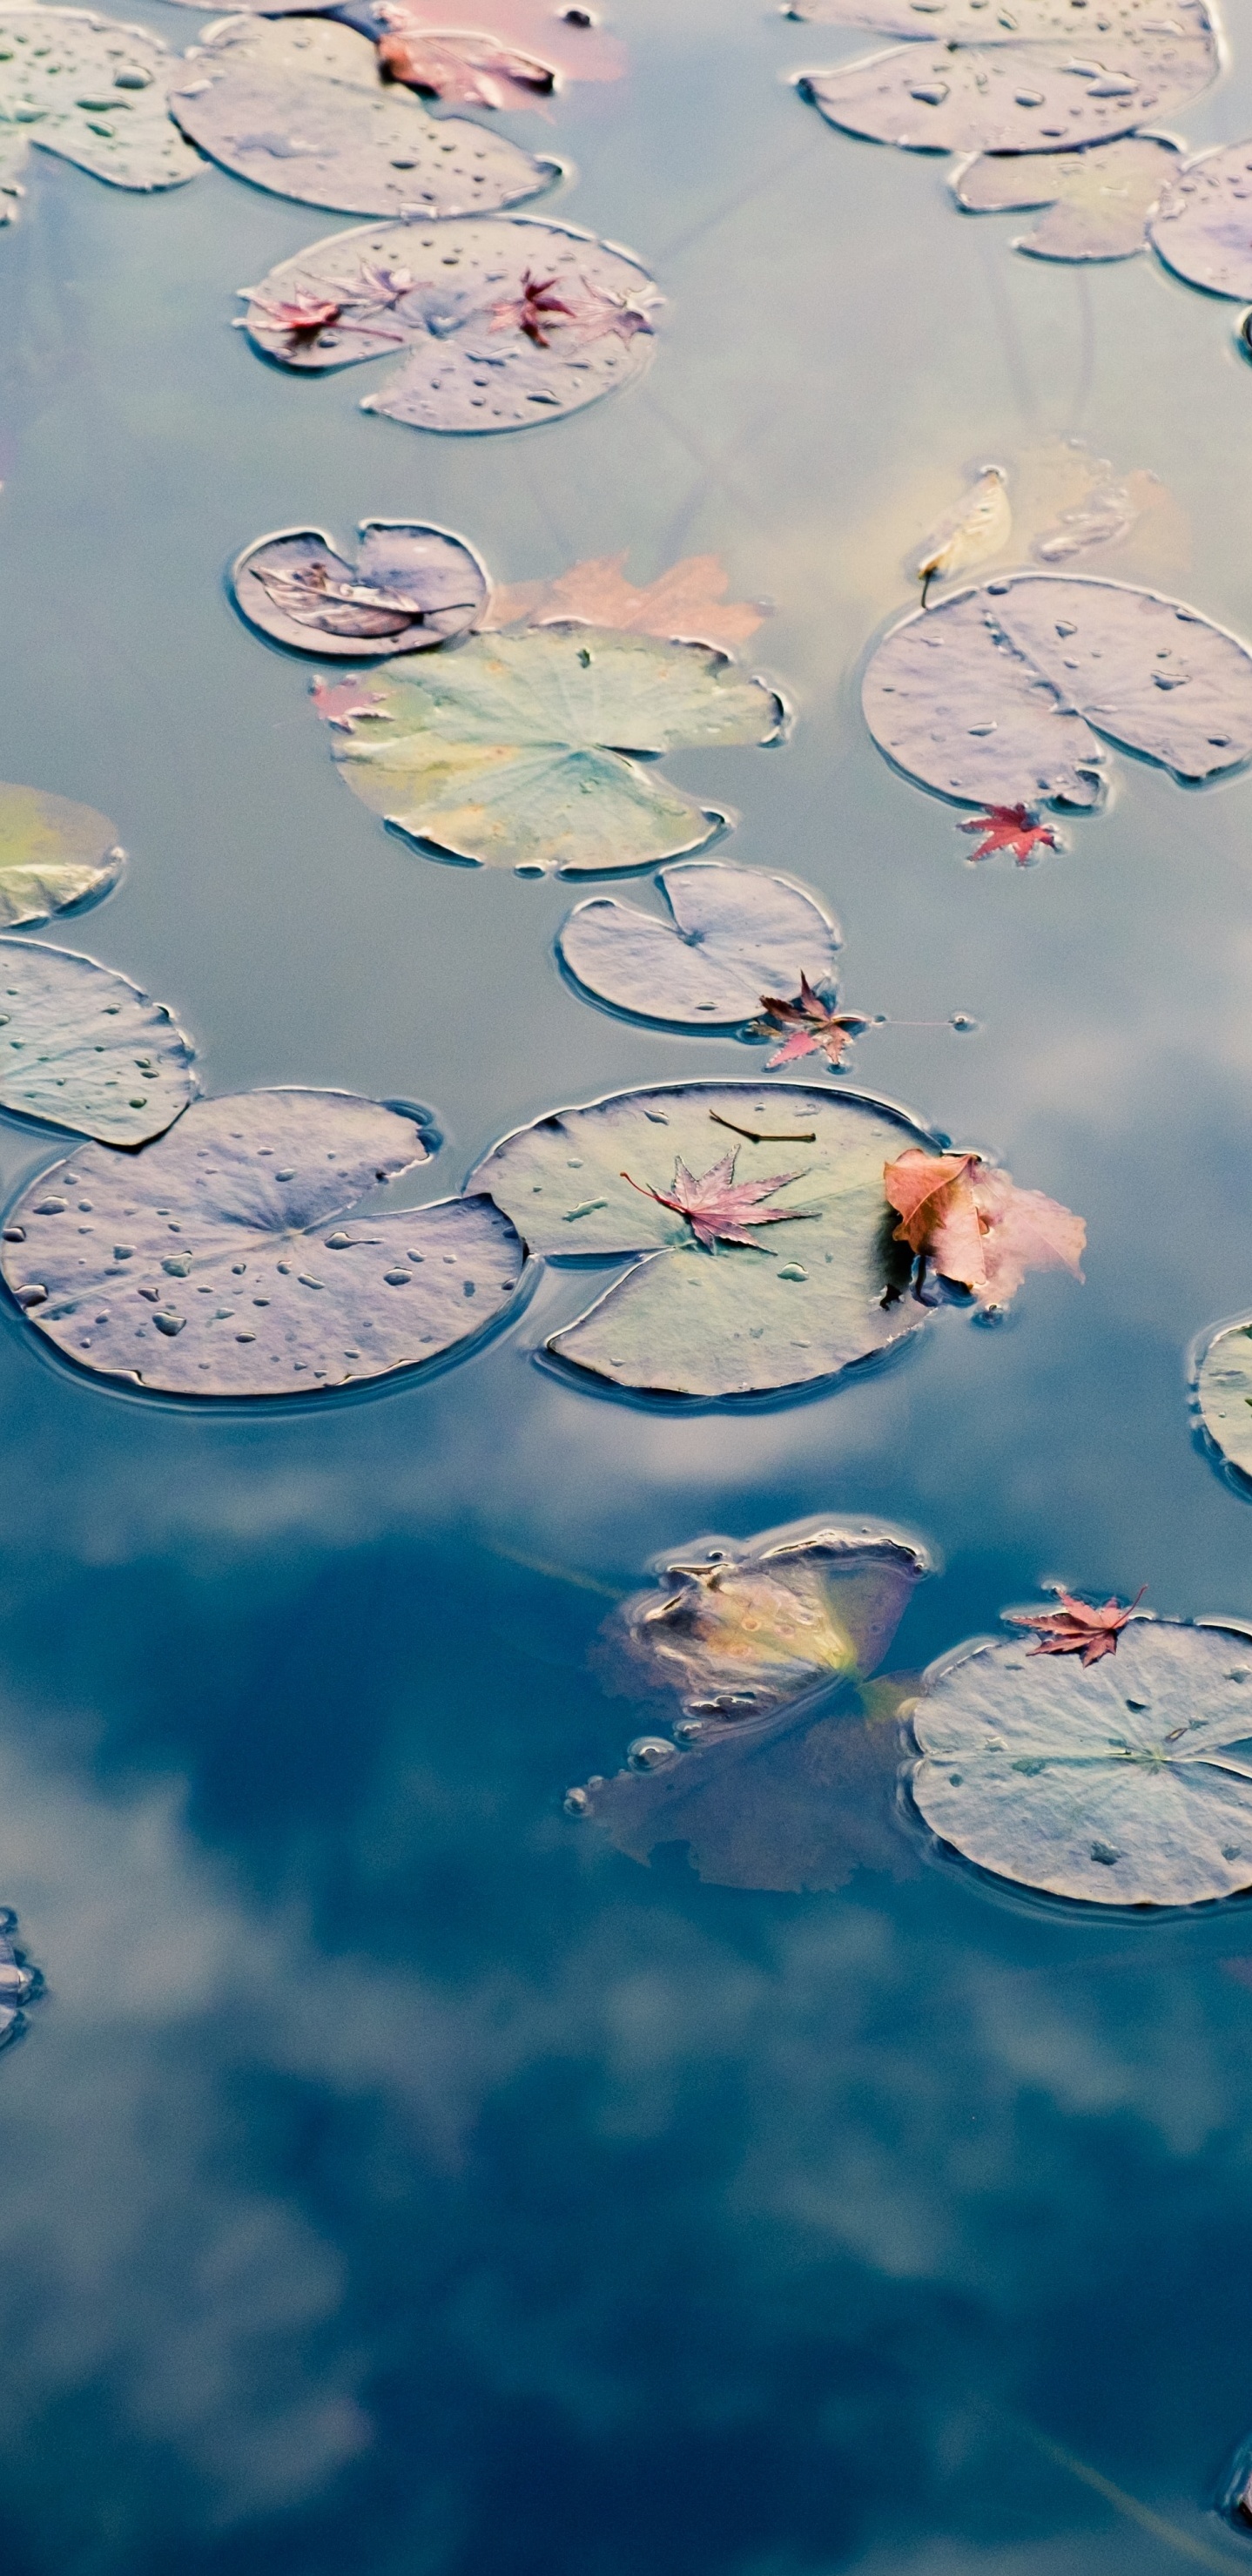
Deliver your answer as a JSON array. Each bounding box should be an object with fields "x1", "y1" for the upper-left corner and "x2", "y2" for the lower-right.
[{"x1": 4, "y1": 0, "x2": 1252, "y2": 2567}]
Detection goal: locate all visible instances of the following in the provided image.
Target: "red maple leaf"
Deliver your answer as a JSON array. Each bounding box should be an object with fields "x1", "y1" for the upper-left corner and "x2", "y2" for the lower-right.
[
  {"x1": 960, "y1": 805, "x2": 1060, "y2": 866},
  {"x1": 490, "y1": 268, "x2": 576, "y2": 347},
  {"x1": 1006, "y1": 1589, "x2": 1146, "y2": 1667},
  {"x1": 247, "y1": 289, "x2": 343, "y2": 345},
  {"x1": 621, "y1": 1150, "x2": 816, "y2": 1252},
  {"x1": 758, "y1": 974, "x2": 867, "y2": 1069}
]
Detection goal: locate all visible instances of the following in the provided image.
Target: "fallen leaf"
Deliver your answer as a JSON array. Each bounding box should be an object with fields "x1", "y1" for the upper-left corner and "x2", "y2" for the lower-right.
[
  {"x1": 960, "y1": 805, "x2": 1060, "y2": 865},
  {"x1": 884, "y1": 1147, "x2": 1085, "y2": 1308},
  {"x1": 916, "y1": 465, "x2": 1010, "y2": 604},
  {"x1": 376, "y1": 23, "x2": 555, "y2": 109},
  {"x1": 758, "y1": 973, "x2": 867, "y2": 1068},
  {"x1": 484, "y1": 550, "x2": 764, "y2": 653},
  {"x1": 234, "y1": 521, "x2": 488, "y2": 658},
  {"x1": 310, "y1": 675, "x2": 390, "y2": 729},
  {"x1": 621, "y1": 1149, "x2": 817, "y2": 1252},
  {"x1": 1006, "y1": 1589, "x2": 1145, "y2": 1666},
  {"x1": 335, "y1": 0, "x2": 626, "y2": 84},
  {"x1": 490, "y1": 264, "x2": 576, "y2": 346}
]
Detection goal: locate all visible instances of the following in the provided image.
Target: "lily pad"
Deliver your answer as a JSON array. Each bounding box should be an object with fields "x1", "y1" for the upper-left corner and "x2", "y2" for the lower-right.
[
  {"x1": 0, "y1": 6, "x2": 202, "y2": 202},
  {"x1": 1148, "y1": 144, "x2": 1252, "y2": 301},
  {"x1": 468, "y1": 1079, "x2": 939, "y2": 1399},
  {"x1": 1, "y1": 1089, "x2": 524, "y2": 1395},
  {"x1": 557, "y1": 862, "x2": 840, "y2": 1027},
  {"x1": 1192, "y1": 1317, "x2": 1252, "y2": 1486},
  {"x1": 0, "y1": 937, "x2": 195, "y2": 1144},
  {"x1": 912, "y1": 1615, "x2": 1252, "y2": 1907},
  {"x1": 170, "y1": 15, "x2": 556, "y2": 217},
  {"x1": 239, "y1": 214, "x2": 660, "y2": 435},
  {"x1": 0, "y1": 781, "x2": 122, "y2": 928},
  {"x1": 863, "y1": 575, "x2": 1252, "y2": 811},
  {"x1": 328, "y1": 630, "x2": 785, "y2": 875},
  {"x1": 952, "y1": 134, "x2": 1180, "y2": 261},
  {"x1": 784, "y1": 0, "x2": 1215, "y2": 40},
  {"x1": 232, "y1": 519, "x2": 488, "y2": 658},
  {"x1": 0, "y1": 1908, "x2": 37, "y2": 2047}
]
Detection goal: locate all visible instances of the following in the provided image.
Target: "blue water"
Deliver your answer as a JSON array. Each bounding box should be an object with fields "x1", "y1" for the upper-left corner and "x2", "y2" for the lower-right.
[{"x1": 4, "y1": 0, "x2": 1252, "y2": 2566}]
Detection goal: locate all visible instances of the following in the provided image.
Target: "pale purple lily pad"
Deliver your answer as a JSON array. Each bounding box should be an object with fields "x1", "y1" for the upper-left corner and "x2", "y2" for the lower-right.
[
  {"x1": 0, "y1": 8, "x2": 203, "y2": 206},
  {"x1": 468, "y1": 1079, "x2": 937, "y2": 1401},
  {"x1": 864, "y1": 575, "x2": 1252, "y2": 811},
  {"x1": 0, "y1": 937, "x2": 195, "y2": 1145},
  {"x1": 952, "y1": 134, "x2": 1180, "y2": 261},
  {"x1": 783, "y1": 0, "x2": 1216, "y2": 43},
  {"x1": 1148, "y1": 143, "x2": 1252, "y2": 300},
  {"x1": 556, "y1": 862, "x2": 841, "y2": 1028},
  {"x1": 232, "y1": 519, "x2": 488, "y2": 657},
  {"x1": 2, "y1": 1089, "x2": 525, "y2": 1397},
  {"x1": 797, "y1": 17, "x2": 1215, "y2": 158},
  {"x1": 170, "y1": 14, "x2": 556, "y2": 216},
  {"x1": 239, "y1": 214, "x2": 661, "y2": 435}
]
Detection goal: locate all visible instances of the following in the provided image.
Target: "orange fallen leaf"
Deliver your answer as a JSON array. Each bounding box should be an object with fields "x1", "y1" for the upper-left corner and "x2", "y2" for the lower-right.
[
  {"x1": 884, "y1": 1147, "x2": 1085, "y2": 1309},
  {"x1": 363, "y1": 0, "x2": 625, "y2": 84},
  {"x1": 376, "y1": 24, "x2": 555, "y2": 107},
  {"x1": 482, "y1": 551, "x2": 765, "y2": 653},
  {"x1": 1006, "y1": 1589, "x2": 1145, "y2": 1666}
]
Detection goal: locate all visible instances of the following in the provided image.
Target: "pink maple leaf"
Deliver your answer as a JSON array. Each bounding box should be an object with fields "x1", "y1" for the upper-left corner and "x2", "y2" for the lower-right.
[
  {"x1": 758, "y1": 973, "x2": 866, "y2": 1069},
  {"x1": 621, "y1": 1150, "x2": 817, "y2": 1252},
  {"x1": 1006, "y1": 1589, "x2": 1146, "y2": 1667}
]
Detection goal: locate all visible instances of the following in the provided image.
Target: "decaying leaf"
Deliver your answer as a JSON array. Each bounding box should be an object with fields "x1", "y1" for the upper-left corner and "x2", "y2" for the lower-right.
[
  {"x1": 326, "y1": 628, "x2": 784, "y2": 875},
  {"x1": 557, "y1": 862, "x2": 841, "y2": 1029},
  {"x1": 335, "y1": 0, "x2": 626, "y2": 85},
  {"x1": 884, "y1": 1145, "x2": 1085, "y2": 1309},
  {"x1": 1006, "y1": 1588, "x2": 1145, "y2": 1666},
  {"x1": 374, "y1": 22, "x2": 554, "y2": 109},
  {"x1": 232, "y1": 519, "x2": 488, "y2": 657},
  {"x1": 0, "y1": 781, "x2": 122, "y2": 929},
  {"x1": 0, "y1": 5, "x2": 202, "y2": 213},
  {"x1": 911, "y1": 1615, "x2": 1252, "y2": 1907},
  {"x1": 916, "y1": 466, "x2": 1010, "y2": 605},
  {"x1": 959, "y1": 805, "x2": 1060, "y2": 865},
  {"x1": 952, "y1": 133, "x2": 1180, "y2": 263},
  {"x1": 757, "y1": 974, "x2": 868, "y2": 1069},
  {"x1": 483, "y1": 552, "x2": 765, "y2": 655},
  {"x1": 0, "y1": 936, "x2": 195, "y2": 1144},
  {"x1": 1149, "y1": 142, "x2": 1252, "y2": 302}
]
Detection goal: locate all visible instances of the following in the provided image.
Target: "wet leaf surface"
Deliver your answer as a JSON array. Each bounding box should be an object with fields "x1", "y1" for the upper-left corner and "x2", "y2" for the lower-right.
[
  {"x1": 557, "y1": 862, "x2": 840, "y2": 1027},
  {"x1": 863, "y1": 574, "x2": 1252, "y2": 811},
  {"x1": 372, "y1": 24, "x2": 555, "y2": 110},
  {"x1": 912, "y1": 1615, "x2": 1252, "y2": 1906},
  {"x1": 1194, "y1": 1318, "x2": 1252, "y2": 1483},
  {"x1": 333, "y1": 0, "x2": 627, "y2": 87},
  {"x1": 232, "y1": 518, "x2": 488, "y2": 657},
  {"x1": 468, "y1": 1079, "x2": 939, "y2": 1399},
  {"x1": 884, "y1": 1145, "x2": 1085, "y2": 1308},
  {"x1": 952, "y1": 134, "x2": 1180, "y2": 261},
  {"x1": 916, "y1": 466, "x2": 1010, "y2": 603},
  {"x1": 783, "y1": 0, "x2": 1215, "y2": 37},
  {"x1": 483, "y1": 551, "x2": 765, "y2": 654},
  {"x1": 240, "y1": 214, "x2": 660, "y2": 433},
  {"x1": 797, "y1": 19, "x2": 1215, "y2": 158},
  {"x1": 0, "y1": 781, "x2": 122, "y2": 928},
  {"x1": 326, "y1": 629, "x2": 784, "y2": 874},
  {"x1": 1148, "y1": 143, "x2": 1252, "y2": 300},
  {"x1": 0, "y1": 937, "x2": 195, "y2": 1145},
  {"x1": 1, "y1": 1089, "x2": 524, "y2": 1395},
  {"x1": 170, "y1": 15, "x2": 555, "y2": 217},
  {"x1": 0, "y1": 6, "x2": 202, "y2": 204}
]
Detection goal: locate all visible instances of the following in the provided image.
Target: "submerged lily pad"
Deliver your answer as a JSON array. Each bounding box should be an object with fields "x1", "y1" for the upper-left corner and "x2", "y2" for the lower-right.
[
  {"x1": 864, "y1": 575, "x2": 1252, "y2": 811},
  {"x1": 468, "y1": 1079, "x2": 938, "y2": 1399},
  {"x1": 1193, "y1": 1318, "x2": 1252, "y2": 1485},
  {"x1": 798, "y1": 23, "x2": 1212, "y2": 158},
  {"x1": 557, "y1": 862, "x2": 839, "y2": 1026},
  {"x1": 1, "y1": 1089, "x2": 524, "y2": 1395},
  {"x1": 952, "y1": 135, "x2": 1180, "y2": 261},
  {"x1": 232, "y1": 519, "x2": 488, "y2": 657},
  {"x1": 912, "y1": 1616, "x2": 1252, "y2": 1906},
  {"x1": 0, "y1": 6, "x2": 202, "y2": 202},
  {"x1": 328, "y1": 631, "x2": 784, "y2": 875},
  {"x1": 0, "y1": 938, "x2": 195, "y2": 1144},
  {"x1": 0, "y1": 781, "x2": 122, "y2": 928},
  {"x1": 170, "y1": 15, "x2": 555, "y2": 217},
  {"x1": 1148, "y1": 144, "x2": 1252, "y2": 301}
]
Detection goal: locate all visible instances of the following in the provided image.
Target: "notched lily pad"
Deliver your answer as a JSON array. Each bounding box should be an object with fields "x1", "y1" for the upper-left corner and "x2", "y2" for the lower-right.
[
  {"x1": 557, "y1": 861, "x2": 840, "y2": 1026},
  {"x1": 0, "y1": 937, "x2": 195, "y2": 1144},
  {"x1": 864, "y1": 574, "x2": 1252, "y2": 811},
  {"x1": 170, "y1": 14, "x2": 556, "y2": 216},
  {"x1": 1, "y1": 1089, "x2": 524, "y2": 1395},
  {"x1": 797, "y1": 25, "x2": 1212, "y2": 159},
  {"x1": 239, "y1": 213, "x2": 660, "y2": 434},
  {"x1": 0, "y1": 5, "x2": 202, "y2": 205},
  {"x1": 1148, "y1": 144, "x2": 1252, "y2": 301},
  {"x1": 232, "y1": 518, "x2": 488, "y2": 657},
  {"x1": 327, "y1": 629, "x2": 785, "y2": 875},
  {"x1": 0, "y1": 780, "x2": 122, "y2": 928},
  {"x1": 912, "y1": 1615, "x2": 1252, "y2": 1906},
  {"x1": 1192, "y1": 1316, "x2": 1252, "y2": 1487},
  {"x1": 952, "y1": 134, "x2": 1180, "y2": 261},
  {"x1": 468, "y1": 1079, "x2": 939, "y2": 1399},
  {"x1": 784, "y1": 0, "x2": 1215, "y2": 39}
]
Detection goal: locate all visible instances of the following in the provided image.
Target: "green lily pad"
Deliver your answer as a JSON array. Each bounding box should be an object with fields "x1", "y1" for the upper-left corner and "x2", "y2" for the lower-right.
[
  {"x1": 557, "y1": 861, "x2": 840, "y2": 1025},
  {"x1": 329, "y1": 630, "x2": 786, "y2": 875},
  {"x1": 0, "y1": 781, "x2": 122, "y2": 928},
  {"x1": 912, "y1": 1615, "x2": 1252, "y2": 1906},
  {"x1": 1193, "y1": 1317, "x2": 1252, "y2": 1486},
  {"x1": 0, "y1": 7, "x2": 202, "y2": 206},
  {"x1": 468, "y1": 1079, "x2": 937, "y2": 1398},
  {"x1": 0, "y1": 937, "x2": 195, "y2": 1144},
  {"x1": 951, "y1": 134, "x2": 1181, "y2": 262}
]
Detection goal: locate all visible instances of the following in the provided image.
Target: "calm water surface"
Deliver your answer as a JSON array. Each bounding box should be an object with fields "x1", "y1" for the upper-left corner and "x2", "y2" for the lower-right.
[{"x1": 3, "y1": 2, "x2": 1252, "y2": 2567}]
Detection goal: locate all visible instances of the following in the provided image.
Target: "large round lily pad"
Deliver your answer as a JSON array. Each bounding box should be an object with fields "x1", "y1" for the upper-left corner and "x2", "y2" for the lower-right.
[
  {"x1": 557, "y1": 862, "x2": 840, "y2": 1027},
  {"x1": 239, "y1": 214, "x2": 660, "y2": 435},
  {"x1": 0, "y1": 781, "x2": 122, "y2": 929},
  {"x1": 912, "y1": 1617, "x2": 1252, "y2": 1905},
  {"x1": 0, "y1": 6, "x2": 201, "y2": 203},
  {"x1": 329, "y1": 631, "x2": 784, "y2": 875},
  {"x1": 1193, "y1": 1317, "x2": 1252, "y2": 1485},
  {"x1": 468, "y1": 1080, "x2": 938, "y2": 1399},
  {"x1": 1148, "y1": 144, "x2": 1252, "y2": 301},
  {"x1": 232, "y1": 519, "x2": 488, "y2": 657},
  {"x1": 170, "y1": 15, "x2": 556, "y2": 217},
  {"x1": 864, "y1": 575, "x2": 1252, "y2": 810},
  {"x1": 0, "y1": 937, "x2": 195, "y2": 1144},
  {"x1": 1, "y1": 1089, "x2": 524, "y2": 1396},
  {"x1": 798, "y1": 25, "x2": 1211, "y2": 158},
  {"x1": 951, "y1": 135, "x2": 1180, "y2": 262}
]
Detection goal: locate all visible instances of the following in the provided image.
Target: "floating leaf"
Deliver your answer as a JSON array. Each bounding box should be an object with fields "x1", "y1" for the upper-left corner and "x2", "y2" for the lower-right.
[
  {"x1": 1148, "y1": 143, "x2": 1252, "y2": 301},
  {"x1": 232, "y1": 519, "x2": 488, "y2": 658},
  {"x1": 783, "y1": 0, "x2": 1215, "y2": 37},
  {"x1": 884, "y1": 1145, "x2": 1085, "y2": 1308},
  {"x1": 959, "y1": 805, "x2": 1060, "y2": 864},
  {"x1": 557, "y1": 862, "x2": 840, "y2": 1028},
  {"x1": 0, "y1": 6, "x2": 202, "y2": 207},
  {"x1": 326, "y1": 630, "x2": 784, "y2": 875},
  {"x1": 1193, "y1": 1317, "x2": 1252, "y2": 1485},
  {"x1": 373, "y1": 24, "x2": 555, "y2": 109},
  {"x1": 1006, "y1": 1588, "x2": 1145, "y2": 1666},
  {"x1": 0, "y1": 781, "x2": 122, "y2": 929},
  {"x1": 863, "y1": 575, "x2": 1252, "y2": 812},
  {"x1": 170, "y1": 16, "x2": 555, "y2": 216},
  {"x1": 1, "y1": 1089, "x2": 525, "y2": 1396},
  {"x1": 483, "y1": 551, "x2": 765, "y2": 654},
  {"x1": 468, "y1": 1079, "x2": 941, "y2": 1399},
  {"x1": 239, "y1": 214, "x2": 660, "y2": 435},
  {"x1": 952, "y1": 134, "x2": 1180, "y2": 262},
  {"x1": 336, "y1": 0, "x2": 627, "y2": 85},
  {"x1": 916, "y1": 466, "x2": 1010, "y2": 604},
  {"x1": 757, "y1": 975, "x2": 867, "y2": 1069},
  {"x1": 0, "y1": 937, "x2": 195, "y2": 1144},
  {"x1": 911, "y1": 1615, "x2": 1252, "y2": 1907}
]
